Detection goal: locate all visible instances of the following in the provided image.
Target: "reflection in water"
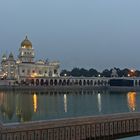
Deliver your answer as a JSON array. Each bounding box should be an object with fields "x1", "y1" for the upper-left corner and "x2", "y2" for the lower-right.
[
  {"x1": 33, "y1": 93, "x2": 38, "y2": 113},
  {"x1": 0, "y1": 90, "x2": 140, "y2": 124},
  {"x1": 97, "y1": 93, "x2": 102, "y2": 112},
  {"x1": 16, "y1": 93, "x2": 33, "y2": 122},
  {"x1": 64, "y1": 94, "x2": 67, "y2": 112},
  {"x1": 127, "y1": 92, "x2": 136, "y2": 111}
]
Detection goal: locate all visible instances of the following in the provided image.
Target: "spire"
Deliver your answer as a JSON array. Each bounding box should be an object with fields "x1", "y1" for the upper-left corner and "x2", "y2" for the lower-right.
[
  {"x1": 8, "y1": 52, "x2": 14, "y2": 60},
  {"x1": 2, "y1": 53, "x2": 7, "y2": 61},
  {"x1": 25, "y1": 34, "x2": 28, "y2": 40}
]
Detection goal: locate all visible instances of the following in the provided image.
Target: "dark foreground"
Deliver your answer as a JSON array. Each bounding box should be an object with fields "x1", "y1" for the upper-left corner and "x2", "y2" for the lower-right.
[{"x1": 1, "y1": 112, "x2": 140, "y2": 140}]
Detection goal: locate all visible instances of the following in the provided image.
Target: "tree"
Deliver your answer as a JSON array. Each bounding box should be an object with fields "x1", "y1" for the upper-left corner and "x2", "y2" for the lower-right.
[
  {"x1": 101, "y1": 69, "x2": 111, "y2": 77},
  {"x1": 88, "y1": 68, "x2": 98, "y2": 77}
]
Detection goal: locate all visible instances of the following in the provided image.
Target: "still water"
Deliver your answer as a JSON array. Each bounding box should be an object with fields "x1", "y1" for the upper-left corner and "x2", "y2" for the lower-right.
[{"x1": 0, "y1": 89, "x2": 139, "y2": 123}]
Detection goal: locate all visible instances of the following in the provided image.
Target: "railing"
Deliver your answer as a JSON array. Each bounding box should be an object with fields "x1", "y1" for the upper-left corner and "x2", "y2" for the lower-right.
[{"x1": 1, "y1": 112, "x2": 140, "y2": 140}]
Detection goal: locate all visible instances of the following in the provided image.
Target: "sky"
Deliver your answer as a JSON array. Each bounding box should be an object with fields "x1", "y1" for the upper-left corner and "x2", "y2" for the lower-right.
[{"x1": 0, "y1": 0, "x2": 140, "y2": 71}]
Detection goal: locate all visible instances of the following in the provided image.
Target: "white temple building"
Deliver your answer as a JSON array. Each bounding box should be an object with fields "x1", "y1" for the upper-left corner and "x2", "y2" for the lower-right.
[{"x1": 0, "y1": 36, "x2": 60, "y2": 83}]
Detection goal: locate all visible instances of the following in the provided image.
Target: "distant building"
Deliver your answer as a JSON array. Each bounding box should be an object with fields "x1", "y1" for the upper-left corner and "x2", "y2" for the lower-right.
[
  {"x1": 0, "y1": 36, "x2": 60, "y2": 82},
  {"x1": 111, "y1": 68, "x2": 118, "y2": 77}
]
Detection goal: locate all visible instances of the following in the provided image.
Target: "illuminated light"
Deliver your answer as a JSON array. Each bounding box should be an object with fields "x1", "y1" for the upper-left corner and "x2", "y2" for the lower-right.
[
  {"x1": 21, "y1": 52, "x2": 24, "y2": 55},
  {"x1": 64, "y1": 74, "x2": 67, "y2": 76},
  {"x1": 31, "y1": 72, "x2": 38, "y2": 78},
  {"x1": 128, "y1": 69, "x2": 136, "y2": 77},
  {"x1": 127, "y1": 92, "x2": 136, "y2": 111},
  {"x1": 130, "y1": 69, "x2": 135, "y2": 73},
  {"x1": 98, "y1": 74, "x2": 101, "y2": 77},
  {"x1": 97, "y1": 93, "x2": 102, "y2": 112},
  {"x1": 33, "y1": 93, "x2": 38, "y2": 113},
  {"x1": 64, "y1": 94, "x2": 67, "y2": 112},
  {"x1": 16, "y1": 60, "x2": 20, "y2": 64}
]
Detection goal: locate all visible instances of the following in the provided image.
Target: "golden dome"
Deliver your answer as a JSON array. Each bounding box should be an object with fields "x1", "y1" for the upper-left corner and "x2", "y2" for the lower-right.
[{"x1": 21, "y1": 36, "x2": 32, "y2": 49}]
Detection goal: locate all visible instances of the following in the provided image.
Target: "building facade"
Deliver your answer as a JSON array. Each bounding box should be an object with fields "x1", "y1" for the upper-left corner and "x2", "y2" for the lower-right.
[{"x1": 0, "y1": 36, "x2": 60, "y2": 83}]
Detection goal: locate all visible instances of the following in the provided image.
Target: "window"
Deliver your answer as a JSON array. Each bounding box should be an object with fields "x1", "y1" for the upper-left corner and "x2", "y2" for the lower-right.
[
  {"x1": 22, "y1": 70, "x2": 25, "y2": 73},
  {"x1": 54, "y1": 69, "x2": 57, "y2": 74}
]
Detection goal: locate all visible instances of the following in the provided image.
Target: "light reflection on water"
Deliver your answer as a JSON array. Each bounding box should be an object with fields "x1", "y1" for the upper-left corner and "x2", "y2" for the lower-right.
[
  {"x1": 127, "y1": 92, "x2": 136, "y2": 111},
  {"x1": 0, "y1": 90, "x2": 139, "y2": 123}
]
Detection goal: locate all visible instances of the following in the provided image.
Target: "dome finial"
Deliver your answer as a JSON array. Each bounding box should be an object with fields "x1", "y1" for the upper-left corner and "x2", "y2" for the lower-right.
[{"x1": 25, "y1": 34, "x2": 28, "y2": 40}]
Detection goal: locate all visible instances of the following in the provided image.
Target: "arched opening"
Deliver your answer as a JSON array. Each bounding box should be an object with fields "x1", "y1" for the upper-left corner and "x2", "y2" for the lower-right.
[
  {"x1": 97, "y1": 80, "x2": 100, "y2": 86},
  {"x1": 104, "y1": 81, "x2": 107, "y2": 86},
  {"x1": 87, "y1": 80, "x2": 90, "y2": 85},
  {"x1": 90, "y1": 80, "x2": 93, "y2": 86},
  {"x1": 45, "y1": 80, "x2": 48, "y2": 86},
  {"x1": 67, "y1": 79, "x2": 70, "y2": 86},
  {"x1": 100, "y1": 80, "x2": 103, "y2": 86},
  {"x1": 83, "y1": 80, "x2": 86, "y2": 86},
  {"x1": 63, "y1": 79, "x2": 66, "y2": 86},
  {"x1": 40, "y1": 79, "x2": 44, "y2": 86},
  {"x1": 135, "y1": 80, "x2": 138, "y2": 86},
  {"x1": 94, "y1": 81, "x2": 97, "y2": 86},
  {"x1": 72, "y1": 80, "x2": 75, "y2": 85},
  {"x1": 36, "y1": 79, "x2": 39, "y2": 86},
  {"x1": 79, "y1": 80, "x2": 82, "y2": 86},
  {"x1": 59, "y1": 79, "x2": 62, "y2": 85},
  {"x1": 50, "y1": 79, "x2": 53, "y2": 86},
  {"x1": 54, "y1": 79, "x2": 57, "y2": 86},
  {"x1": 31, "y1": 79, "x2": 34, "y2": 85}
]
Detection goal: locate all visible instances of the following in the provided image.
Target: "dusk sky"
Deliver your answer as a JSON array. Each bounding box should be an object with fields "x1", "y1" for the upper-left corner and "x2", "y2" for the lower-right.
[{"x1": 0, "y1": 0, "x2": 140, "y2": 71}]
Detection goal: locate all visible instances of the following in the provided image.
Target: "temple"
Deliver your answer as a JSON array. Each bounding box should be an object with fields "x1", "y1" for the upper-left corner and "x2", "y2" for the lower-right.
[{"x1": 0, "y1": 36, "x2": 60, "y2": 84}]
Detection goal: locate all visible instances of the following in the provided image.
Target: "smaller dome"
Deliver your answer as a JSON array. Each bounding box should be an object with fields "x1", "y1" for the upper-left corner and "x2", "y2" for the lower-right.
[
  {"x1": 2, "y1": 53, "x2": 7, "y2": 61},
  {"x1": 21, "y1": 36, "x2": 32, "y2": 49}
]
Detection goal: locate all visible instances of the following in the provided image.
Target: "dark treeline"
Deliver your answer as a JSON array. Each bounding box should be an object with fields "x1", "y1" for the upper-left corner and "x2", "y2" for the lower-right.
[{"x1": 60, "y1": 68, "x2": 140, "y2": 77}]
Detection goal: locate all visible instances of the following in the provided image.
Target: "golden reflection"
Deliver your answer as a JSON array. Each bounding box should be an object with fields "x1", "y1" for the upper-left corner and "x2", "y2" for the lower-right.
[
  {"x1": 33, "y1": 93, "x2": 38, "y2": 112},
  {"x1": 64, "y1": 94, "x2": 67, "y2": 112},
  {"x1": 127, "y1": 92, "x2": 136, "y2": 111}
]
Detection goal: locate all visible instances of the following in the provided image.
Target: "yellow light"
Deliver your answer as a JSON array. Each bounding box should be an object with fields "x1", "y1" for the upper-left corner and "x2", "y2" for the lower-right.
[
  {"x1": 31, "y1": 73, "x2": 38, "y2": 78},
  {"x1": 127, "y1": 92, "x2": 136, "y2": 111},
  {"x1": 33, "y1": 93, "x2": 38, "y2": 112}
]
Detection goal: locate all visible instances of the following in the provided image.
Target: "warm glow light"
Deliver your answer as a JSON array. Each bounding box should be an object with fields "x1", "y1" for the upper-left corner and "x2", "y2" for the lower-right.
[
  {"x1": 130, "y1": 69, "x2": 135, "y2": 73},
  {"x1": 31, "y1": 73, "x2": 38, "y2": 78},
  {"x1": 16, "y1": 60, "x2": 20, "y2": 64},
  {"x1": 33, "y1": 93, "x2": 38, "y2": 112},
  {"x1": 127, "y1": 92, "x2": 136, "y2": 111}
]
